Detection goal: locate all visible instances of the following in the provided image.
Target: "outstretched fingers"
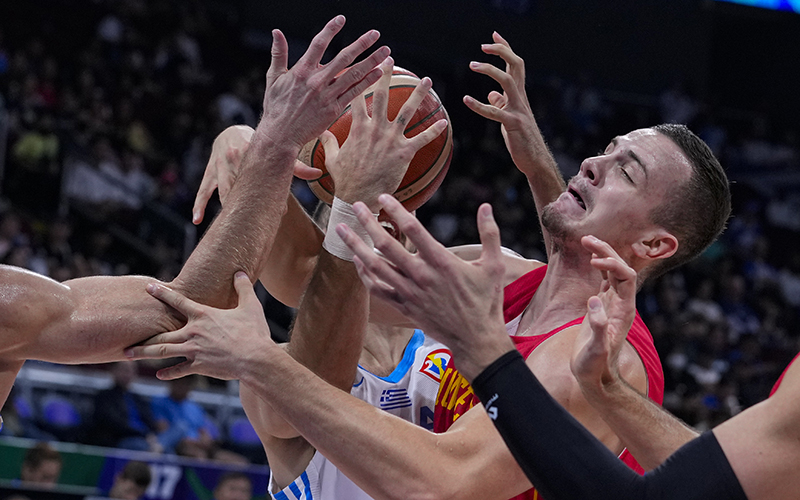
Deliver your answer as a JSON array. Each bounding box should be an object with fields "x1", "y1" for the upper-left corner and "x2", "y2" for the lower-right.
[
  {"x1": 298, "y1": 15, "x2": 346, "y2": 69},
  {"x1": 266, "y1": 29, "x2": 289, "y2": 90},
  {"x1": 370, "y1": 58, "x2": 394, "y2": 120},
  {"x1": 394, "y1": 76, "x2": 431, "y2": 129},
  {"x1": 476, "y1": 204, "x2": 504, "y2": 272},
  {"x1": 378, "y1": 194, "x2": 446, "y2": 259},
  {"x1": 335, "y1": 214, "x2": 413, "y2": 297}
]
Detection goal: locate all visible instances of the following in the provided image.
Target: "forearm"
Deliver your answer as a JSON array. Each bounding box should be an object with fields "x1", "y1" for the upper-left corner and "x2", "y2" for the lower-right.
[
  {"x1": 239, "y1": 348, "x2": 481, "y2": 500},
  {"x1": 259, "y1": 194, "x2": 324, "y2": 308},
  {"x1": 254, "y1": 250, "x2": 368, "y2": 439},
  {"x1": 471, "y1": 351, "x2": 746, "y2": 500},
  {"x1": 173, "y1": 129, "x2": 297, "y2": 308},
  {"x1": 580, "y1": 374, "x2": 699, "y2": 470}
]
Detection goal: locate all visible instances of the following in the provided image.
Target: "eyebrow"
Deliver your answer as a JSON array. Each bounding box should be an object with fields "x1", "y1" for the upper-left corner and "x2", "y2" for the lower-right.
[{"x1": 610, "y1": 137, "x2": 648, "y2": 180}]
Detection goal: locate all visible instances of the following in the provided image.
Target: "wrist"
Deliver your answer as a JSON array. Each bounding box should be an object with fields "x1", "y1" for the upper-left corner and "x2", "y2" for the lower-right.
[
  {"x1": 252, "y1": 123, "x2": 304, "y2": 157},
  {"x1": 578, "y1": 369, "x2": 626, "y2": 405},
  {"x1": 452, "y1": 326, "x2": 516, "y2": 382},
  {"x1": 322, "y1": 197, "x2": 378, "y2": 261}
]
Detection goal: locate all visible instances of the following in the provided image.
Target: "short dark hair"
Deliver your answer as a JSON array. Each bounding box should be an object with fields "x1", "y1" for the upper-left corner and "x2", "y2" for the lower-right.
[
  {"x1": 22, "y1": 442, "x2": 62, "y2": 469},
  {"x1": 119, "y1": 461, "x2": 151, "y2": 488},
  {"x1": 646, "y1": 123, "x2": 731, "y2": 279}
]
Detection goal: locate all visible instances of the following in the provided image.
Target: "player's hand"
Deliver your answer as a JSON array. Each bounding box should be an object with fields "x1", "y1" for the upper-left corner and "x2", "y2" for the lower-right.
[
  {"x1": 192, "y1": 125, "x2": 322, "y2": 224},
  {"x1": 125, "y1": 272, "x2": 275, "y2": 381},
  {"x1": 335, "y1": 195, "x2": 515, "y2": 380},
  {"x1": 570, "y1": 236, "x2": 638, "y2": 393},
  {"x1": 258, "y1": 16, "x2": 391, "y2": 151},
  {"x1": 321, "y1": 59, "x2": 447, "y2": 211},
  {"x1": 463, "y1": 32, "x2": 551, "y2": 179}
]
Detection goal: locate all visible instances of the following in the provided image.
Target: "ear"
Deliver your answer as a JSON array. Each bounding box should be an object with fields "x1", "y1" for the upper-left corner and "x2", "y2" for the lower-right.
[{"x1": 632, "y1": 229, "x2": 678, "y2": 262}]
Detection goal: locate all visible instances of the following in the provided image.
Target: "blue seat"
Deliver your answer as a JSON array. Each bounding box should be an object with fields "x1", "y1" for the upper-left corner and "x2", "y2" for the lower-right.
[
  {"x1": 228, "y1": 417, "x2": 260, "y2": 445},
  {"x1": 40, "y1": 396, "x2": 81, "y2": 429}
]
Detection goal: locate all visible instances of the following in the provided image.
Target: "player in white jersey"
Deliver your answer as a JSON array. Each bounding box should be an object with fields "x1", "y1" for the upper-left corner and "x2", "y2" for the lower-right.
[
  {"x1": 187, "y1": 62, "x2": 452, "y2": 499},
  {"x1": 269, "y1": 330, "x2": 450, "y2": 500}
]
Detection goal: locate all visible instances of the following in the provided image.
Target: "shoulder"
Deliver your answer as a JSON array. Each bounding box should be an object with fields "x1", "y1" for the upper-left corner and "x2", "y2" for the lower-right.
[{"x1": 446, "y1": 245, "x2": 544, "y2": 286}]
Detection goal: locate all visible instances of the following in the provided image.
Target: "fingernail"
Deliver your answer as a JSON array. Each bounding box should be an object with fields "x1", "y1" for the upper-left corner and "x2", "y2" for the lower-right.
[
  {"x1": 335, "y1": 15, "x2": 345, "y2": 26},
  {"x1": 146, "y1": 283, "x2": 156, "y2": 294},
  {"x1": 481, "y1": 44, "x2": 490, "y2": 49},
  {"x1": 370, "y1": 29, "x2": 380, "y2": 40},
  {"x1": 192, "y1": 211, "x2": 200, "y2": 223},
  {"x1": 335, "y1": 224, "x2": 349, "y2": 238},
  {"x1": 483, "y1": 204, "x2": 493, "y2": 218},
  {"x1": 235, "y1": 271, "x2": 247, "y2": 279},
  {"x1": 589, "y1": 298, "x2": 602, "y2": 311},
  {"x1": 469, "y1": 61, "x2": 479, "y2": 68},
  {"x1": 272, "y1": 29, "x2": 278, "y2": 36},
  {"x1": 124, "y1": 349, "x2": 134, "y2": 358}
]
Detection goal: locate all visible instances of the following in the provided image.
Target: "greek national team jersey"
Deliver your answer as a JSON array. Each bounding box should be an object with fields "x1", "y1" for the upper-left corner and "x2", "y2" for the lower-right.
[{"x1": 269, "y1": 330, "x2": 451, "y2": 500}]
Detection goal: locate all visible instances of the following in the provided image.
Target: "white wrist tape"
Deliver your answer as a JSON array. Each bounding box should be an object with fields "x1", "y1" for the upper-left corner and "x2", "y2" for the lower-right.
[{"x1": 323, "y1": 197, "x2": 376, "y2": 262}]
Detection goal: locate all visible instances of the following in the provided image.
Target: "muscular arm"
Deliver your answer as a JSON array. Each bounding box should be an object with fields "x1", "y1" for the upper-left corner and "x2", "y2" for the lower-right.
[
  {"x1": 470, "y1": 351, "x2": 747, "y2": 500},
  {"x1": 241, "y1": 249, "x2": 368, "y2": 488},
  {"x1": 578, "y1": 369, "x2": 699, "y2": 470},
  {"x1": 715, "y1": 358, "x2": 800, "y2": 500}
]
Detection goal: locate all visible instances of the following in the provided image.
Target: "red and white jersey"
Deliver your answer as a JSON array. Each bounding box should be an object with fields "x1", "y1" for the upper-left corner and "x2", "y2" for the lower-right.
[{"x1": 433, "y1": 265, "x2": 665, "y2": 500}]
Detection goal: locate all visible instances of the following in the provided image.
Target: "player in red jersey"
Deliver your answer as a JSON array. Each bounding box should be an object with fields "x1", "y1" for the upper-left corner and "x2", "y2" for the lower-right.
[
  {"x1": 342, "y1": 199, "x2": 794, "y2": 500},
  {"x1": 127, "y1": 36, "x2": 731, "y2": 500}
]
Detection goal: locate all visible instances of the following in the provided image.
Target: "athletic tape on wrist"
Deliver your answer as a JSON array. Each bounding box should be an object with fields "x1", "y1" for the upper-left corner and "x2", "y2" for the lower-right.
[{"x1": 323, "y1": 197, "x2": 376, "y2": 261}]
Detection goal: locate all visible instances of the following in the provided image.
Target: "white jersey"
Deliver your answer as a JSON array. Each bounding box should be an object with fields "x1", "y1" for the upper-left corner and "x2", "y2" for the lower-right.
[{"x1": 269, "y1": 330, "x2": 451, "y2": 500}]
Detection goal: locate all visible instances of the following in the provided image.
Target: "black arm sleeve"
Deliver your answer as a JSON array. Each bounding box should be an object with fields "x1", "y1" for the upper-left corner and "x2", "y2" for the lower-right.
[{"x1": 471, "y1": 350, "x2": 747, "y2": 500}]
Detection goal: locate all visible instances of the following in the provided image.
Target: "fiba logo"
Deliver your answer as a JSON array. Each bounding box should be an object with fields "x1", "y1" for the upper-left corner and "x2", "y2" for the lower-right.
[{"x1": 419, "y1": 348, "x2": 452, "y2": 382}]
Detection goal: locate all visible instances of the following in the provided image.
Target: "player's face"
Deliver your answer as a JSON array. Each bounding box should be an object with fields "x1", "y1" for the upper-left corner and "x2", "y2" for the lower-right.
[{"x1": 542, "y1": 128, "x2": 692, "y2": 252}]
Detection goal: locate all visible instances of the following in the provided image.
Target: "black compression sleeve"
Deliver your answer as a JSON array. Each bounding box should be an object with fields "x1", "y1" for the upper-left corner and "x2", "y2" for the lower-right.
[{"x1": 471, "y1": 350, "x2": 747, "y2": 500}]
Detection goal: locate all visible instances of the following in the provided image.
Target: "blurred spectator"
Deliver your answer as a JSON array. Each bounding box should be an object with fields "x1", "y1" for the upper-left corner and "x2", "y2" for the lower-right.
[
  {"x1": 107, "y1": 461, "x2": 152, "y2": 500},
  {"x1": 212, "y1": 472, "x2": 252, "y2": 500},
  {"x1": 19, "y1": 442, "x2": 62, "y2": 488},
  {"x1": 87, "y1": 361, "x2": 161, "y2": 453},
  {"x1": 151, "y1": 375, "x2": 214, "y2": 458}
]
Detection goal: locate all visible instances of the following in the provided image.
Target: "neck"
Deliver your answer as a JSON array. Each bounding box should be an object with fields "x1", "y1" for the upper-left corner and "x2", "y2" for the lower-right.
[
  {"x1": 517, "y1": 243, "x2": 603, "y2": 336},
  {"x1": 359, "y1": 324, "x2": 416, "y2": 377}
]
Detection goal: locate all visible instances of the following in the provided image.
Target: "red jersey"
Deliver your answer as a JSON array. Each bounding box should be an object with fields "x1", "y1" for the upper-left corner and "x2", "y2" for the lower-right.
[
  {"x1": 433, "y1": 265, "x2": 665, "y2": 500},
  {"x1": 769, "y1": 353, "x2": 800, "y2": 397}
]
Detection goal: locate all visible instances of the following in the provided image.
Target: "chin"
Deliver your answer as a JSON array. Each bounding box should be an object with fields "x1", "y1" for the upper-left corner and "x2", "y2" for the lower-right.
[{"x1": 541, "y1": 204, "x2": 570, "y2": 241}]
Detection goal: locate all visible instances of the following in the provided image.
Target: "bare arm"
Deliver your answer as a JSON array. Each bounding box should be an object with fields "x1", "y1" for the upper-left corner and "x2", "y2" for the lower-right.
[
  {"x1": 570, "y1": 236, "x2": 699, "y2": 469},
  {"x1": 464, "y1": 33, "x2": 565, "y2": 256},
  {"x1": 171, "y1": 20, "x2": 389, "y2": 308},
  {"x1": 576, "y1": 369, "x2": 699, "y2": 470},
  {"x1": 714, "y1": 358, "x2": 800, "y2": 500}
]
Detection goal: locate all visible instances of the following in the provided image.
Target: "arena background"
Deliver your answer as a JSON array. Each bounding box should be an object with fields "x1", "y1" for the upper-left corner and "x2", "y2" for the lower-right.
[{"x1": 1, "y1": 0, "x2": 799, "y2": 499}]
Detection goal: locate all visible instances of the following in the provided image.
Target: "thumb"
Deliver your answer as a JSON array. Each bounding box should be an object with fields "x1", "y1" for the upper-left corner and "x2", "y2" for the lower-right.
[
  {"x1": 233, "y1": 271, "x2": 256, "y2": 308},
  {"x1": 586, "y1": 296, "x2": 608, "y2": 342},
  {"x1": 319, "y1": 130, "x2": 340, "y2": 171},
  {"x1": 266, "y1": 29, "x2": 289, "y2": 89},
  {"x1": 477, "y1": 204, "x2": 502, "y2": 266}
]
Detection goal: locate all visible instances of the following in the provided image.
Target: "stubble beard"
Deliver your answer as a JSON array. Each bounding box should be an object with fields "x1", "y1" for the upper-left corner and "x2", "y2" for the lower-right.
[{"x1": 541, "y1": 203, "x2": 569, "y2": 252}]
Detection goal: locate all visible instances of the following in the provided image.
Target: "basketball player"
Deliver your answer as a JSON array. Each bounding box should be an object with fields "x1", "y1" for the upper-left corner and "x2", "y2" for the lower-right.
[
  {"x1": 239, "y1": 60, "x2": 450, "y2": 498},
  {"x1": 129, "y1": 58, "x2": 730, "y2": 500},
  {"x1": 342, "y1": 199, "x2": 793, "y2": 500},
  {"x1": 0, "y1": 15, "x2": 390, "y2": 416}
]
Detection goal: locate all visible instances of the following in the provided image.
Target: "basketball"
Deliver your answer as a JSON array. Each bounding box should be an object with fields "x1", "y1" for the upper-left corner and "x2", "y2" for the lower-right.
[{"x1": 299, "y1": 67, "x2": 453, "y2": 213}]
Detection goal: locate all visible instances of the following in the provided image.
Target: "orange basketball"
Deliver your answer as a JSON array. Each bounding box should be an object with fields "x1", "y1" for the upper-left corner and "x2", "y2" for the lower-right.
[{"x1": 300, "y1": 67, "x2": 453, "y2": 213}]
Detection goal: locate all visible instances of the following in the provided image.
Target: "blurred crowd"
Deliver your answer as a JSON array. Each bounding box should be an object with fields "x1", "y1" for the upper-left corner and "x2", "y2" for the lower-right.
[{"x1": 1, "y1": 0, "x2": 800, "y2": 467}]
